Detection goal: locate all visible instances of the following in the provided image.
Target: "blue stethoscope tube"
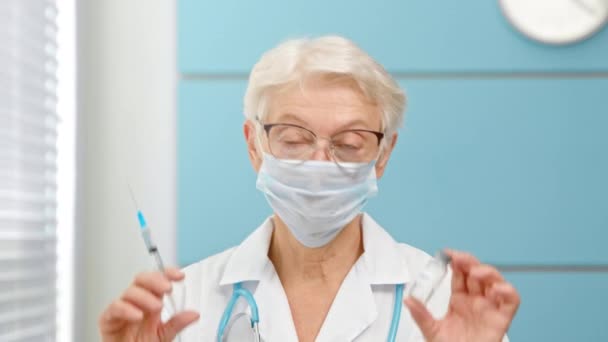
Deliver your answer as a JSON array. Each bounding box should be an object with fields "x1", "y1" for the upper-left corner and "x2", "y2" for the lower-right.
[
  {"x1": 217, "y1": 282, "x2": 260, "y2": 342},
  {"x1": 216, "y1": 282, "x2": 405, "y2": 342},
  {"x1": 388, "y1": 283, "x2": 405, "y2": 342}
]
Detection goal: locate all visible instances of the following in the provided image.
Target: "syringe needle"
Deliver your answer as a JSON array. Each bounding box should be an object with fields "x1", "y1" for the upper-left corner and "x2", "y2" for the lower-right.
[{"x1": 126, "y1": 182, "x2": 140, "y2": 210}]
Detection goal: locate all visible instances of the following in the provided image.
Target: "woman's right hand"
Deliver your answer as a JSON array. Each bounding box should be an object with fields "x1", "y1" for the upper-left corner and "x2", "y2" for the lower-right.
[{"x1": 99, "y1": 268, "x2": 200, "y2": 342}]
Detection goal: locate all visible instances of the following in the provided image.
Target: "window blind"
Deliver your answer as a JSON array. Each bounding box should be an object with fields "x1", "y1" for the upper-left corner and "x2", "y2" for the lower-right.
[{"x1": 0, "y1": 1, "x2": 58, "y2": 341}]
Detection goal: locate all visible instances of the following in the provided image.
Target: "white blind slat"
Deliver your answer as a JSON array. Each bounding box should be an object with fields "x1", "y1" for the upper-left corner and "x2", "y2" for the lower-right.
[
  {"x1": 0, "y1": 286, "x2": 54, "y2": 304},
  {"x1": 0, "y1": 231, "x2": 56, "y2": 241},
  {"x1": 0, "y1": 250, "x2": 56, "y2": 262},
  {"x1": 0, "y1": 268, "x2": 56, "y2": 283},
  {"x1": 0, "y1": 324, "x2": 55, "y2": 342},
  {"x1": 0, "y1": 305, "x2": 55, "y2": 325}
]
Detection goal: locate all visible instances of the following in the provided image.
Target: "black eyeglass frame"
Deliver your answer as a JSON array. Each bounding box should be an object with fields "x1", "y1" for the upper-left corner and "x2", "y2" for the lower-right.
[{"x1": 260, "y1": 123, "x2": 385, "y2": 145}]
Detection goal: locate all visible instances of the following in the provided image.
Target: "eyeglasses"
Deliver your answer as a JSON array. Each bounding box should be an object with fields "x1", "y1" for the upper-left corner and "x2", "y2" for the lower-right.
[{"x1": 259, "y1": 122, "x2": 384, "y2": 164}]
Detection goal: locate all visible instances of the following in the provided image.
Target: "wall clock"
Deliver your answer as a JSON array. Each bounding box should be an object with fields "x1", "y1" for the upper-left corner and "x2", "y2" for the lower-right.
[{"x1": 500, "y1": 0, "x2": 608, "y2": 45}]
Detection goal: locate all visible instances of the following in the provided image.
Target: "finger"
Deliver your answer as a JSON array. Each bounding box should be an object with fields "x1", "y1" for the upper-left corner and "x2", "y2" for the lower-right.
[
  {"x1": 161, "y1": 311, "x2": 200, "y2": 341},
  {"x1": 445, "y1": 249, "x2": 480, "y2": 273},
  {"x1": 164, "y1": 267, "x2": 185, "y2": 282},
  {"x1": 451, "y1": 264, "x2": 467, "y2": 293},
  {"x1": 469, "y1": 264, "x2": 505, "y2": 297},
  {"x1": 101, "y1": 300, "x2": 144, "y2": 327},
  {"x1": 445, "y1": 250, "x2": 482, "y2": 295},
  {"x1": 133, "y1": 272, "x2": 174, "y2": 297},
  {"x1": 489, "y1": 282, "x2": 521, "y2": 317},
  {"x1": 404, "y1": 297, "x2": 439, "y2": 340},
  {"x1": 466, "y1": 271, "x2": 484, "y2": 296},
  {"x1": 469, "y1": 264, "x2": 505, "y2": 285},
  {"x1": 122, "y1": 286, "x2": 164, "y2": 313}
]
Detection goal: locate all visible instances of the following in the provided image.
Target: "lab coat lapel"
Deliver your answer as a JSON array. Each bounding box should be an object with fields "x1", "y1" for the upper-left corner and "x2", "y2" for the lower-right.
[
  {"x1": 316, "y1": 213, "x2": 411, "y2": 341},
  {"x1": 219, "y1": 217, "x2": 299, "y2": 341},
  {"x1": 361, "y1": 214, "x2": 410, "y2": 285},
  {"x1": 253, "y1": 264, "x2": 300, "y2": 342},
  {"x1": 219, "y1": 218, "x2": 274, "y2": 286},
  {"x1": 315, "y1": 258, "x2": 378, "y2": 342}
]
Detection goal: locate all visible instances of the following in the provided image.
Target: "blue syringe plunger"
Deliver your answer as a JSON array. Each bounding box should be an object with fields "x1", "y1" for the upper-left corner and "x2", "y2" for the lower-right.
[{"x1": 137, "y1": 211, "x2": 147, "y2": 229}]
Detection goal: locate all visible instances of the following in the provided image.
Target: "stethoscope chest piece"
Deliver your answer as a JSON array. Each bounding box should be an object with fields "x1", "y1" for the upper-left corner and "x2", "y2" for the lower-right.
[{"x1": 221, "y1": 311, "x2": 260, "y2": 342}]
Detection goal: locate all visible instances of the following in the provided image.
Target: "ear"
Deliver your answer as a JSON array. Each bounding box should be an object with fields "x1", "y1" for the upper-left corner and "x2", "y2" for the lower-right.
[
  {"x1": 244, "y1": 120, "x2": 263, "y2": 172},
  {"x1": 375, "y1": 133, "x2": 397, "y2": 179}
]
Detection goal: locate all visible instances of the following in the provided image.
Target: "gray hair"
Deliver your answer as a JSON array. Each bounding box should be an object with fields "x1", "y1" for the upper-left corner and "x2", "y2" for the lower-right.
[{"x1": 243, "y1": 36, "x2": 406, "y2": 139}]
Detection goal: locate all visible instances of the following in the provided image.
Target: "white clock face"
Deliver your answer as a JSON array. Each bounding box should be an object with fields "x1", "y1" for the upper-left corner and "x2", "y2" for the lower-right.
[{"x1": 500, "y1": 0, "x2": 608, "y2": 45}]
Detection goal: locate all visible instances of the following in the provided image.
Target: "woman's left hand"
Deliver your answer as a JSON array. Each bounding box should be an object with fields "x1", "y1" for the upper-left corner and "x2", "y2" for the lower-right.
[{"x1": 404, "y1": 249, "x2": 520, "y2": 342}]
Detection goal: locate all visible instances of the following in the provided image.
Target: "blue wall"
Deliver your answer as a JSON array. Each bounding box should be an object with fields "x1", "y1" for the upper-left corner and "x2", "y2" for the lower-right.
[{"x1": 177, "y1": 1, "x2": 608, "y2": 340}]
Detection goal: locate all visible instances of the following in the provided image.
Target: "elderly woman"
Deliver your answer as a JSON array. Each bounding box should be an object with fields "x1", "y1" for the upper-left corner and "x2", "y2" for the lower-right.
[{"x1": 99, "y1": 36, "x2": 520, "y2": 341}]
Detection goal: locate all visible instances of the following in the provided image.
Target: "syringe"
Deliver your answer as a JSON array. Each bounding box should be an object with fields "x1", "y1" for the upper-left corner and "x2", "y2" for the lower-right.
[{"x1": 127, "y1": 184, "x2": 179, "y2": 316}]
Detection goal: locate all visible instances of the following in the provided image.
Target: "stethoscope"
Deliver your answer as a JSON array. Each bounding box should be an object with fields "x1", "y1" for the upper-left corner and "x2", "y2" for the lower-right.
[{"x1": 216, "y1": 282, "x2": 405, "y2": 342}]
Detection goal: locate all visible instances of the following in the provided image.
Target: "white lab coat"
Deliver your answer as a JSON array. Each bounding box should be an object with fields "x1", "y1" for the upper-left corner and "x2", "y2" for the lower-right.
[{"x1": 173, "y1": 213, "x2": 508, "y2": 341}]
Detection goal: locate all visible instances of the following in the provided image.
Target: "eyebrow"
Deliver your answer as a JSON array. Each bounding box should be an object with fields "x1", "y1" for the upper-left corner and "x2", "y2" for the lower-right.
[
  {"x1": 272, "y1": 113, "x2": 309, "y2": 126},
  {"x1": 272, "y1": 113, "x2": 380, "y2": 132}
]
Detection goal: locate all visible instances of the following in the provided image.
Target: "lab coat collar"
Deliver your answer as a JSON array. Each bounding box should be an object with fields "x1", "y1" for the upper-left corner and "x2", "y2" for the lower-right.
[
  {"x1": 219, "y1": 217, "x2": 274, "y2": 286},
  {"x1": 220, "y1": 213, "x2": 411, "y2": 286},
  {"x1": 360, "y1": 213, "x2": 411, "y2": 285}
]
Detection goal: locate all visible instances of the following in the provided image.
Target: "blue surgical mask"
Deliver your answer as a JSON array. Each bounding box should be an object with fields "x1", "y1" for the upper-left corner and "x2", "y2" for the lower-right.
[{"x1": 256, "y1": 153, "x2": 378, "y2": 248}]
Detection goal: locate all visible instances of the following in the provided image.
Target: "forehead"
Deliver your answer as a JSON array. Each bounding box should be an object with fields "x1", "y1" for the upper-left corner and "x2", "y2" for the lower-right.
[{"x1": 266, "y1": 77, "x2": 382, "y2": 132}]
